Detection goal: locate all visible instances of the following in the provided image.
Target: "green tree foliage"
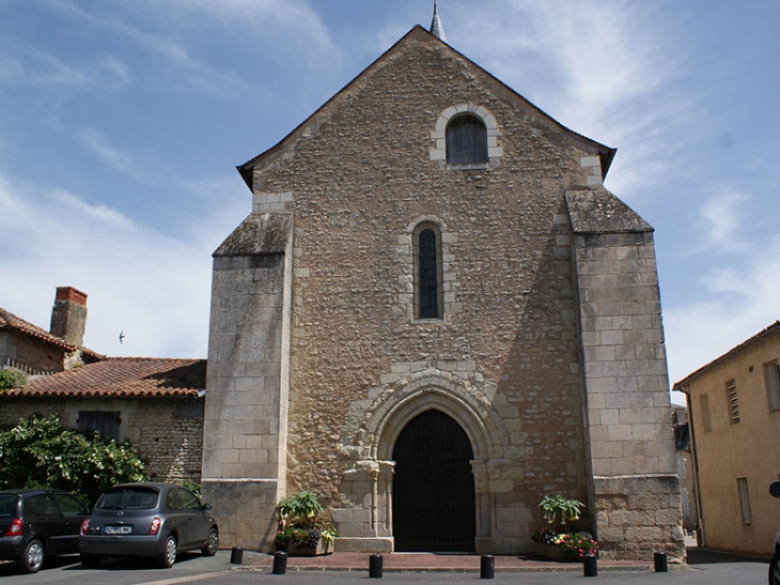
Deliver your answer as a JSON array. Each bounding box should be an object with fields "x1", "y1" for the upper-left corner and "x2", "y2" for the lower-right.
[
  {"x1": 0, "y1": 414, "x2": 147, "y2": 505},
  {"x1": 0, "y1": 368, "x2": 26, "y2": 390}
]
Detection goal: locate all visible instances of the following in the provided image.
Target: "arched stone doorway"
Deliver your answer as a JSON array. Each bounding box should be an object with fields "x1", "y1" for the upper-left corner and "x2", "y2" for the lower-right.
[{"x1": 392, "y1": 409, "x2": 476, "y2": 552}]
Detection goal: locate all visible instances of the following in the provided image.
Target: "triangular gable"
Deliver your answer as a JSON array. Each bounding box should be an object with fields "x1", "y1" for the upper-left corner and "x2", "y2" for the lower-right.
[
  {"x1": 237, "y1": 25, "x2": 616, "y2": 189},
  {"x1": 0, "y1": 306, "x2": 75, "y2": 351},
  {"x1": 0, "y1": 306, "x2": 102, "y2": 360}
]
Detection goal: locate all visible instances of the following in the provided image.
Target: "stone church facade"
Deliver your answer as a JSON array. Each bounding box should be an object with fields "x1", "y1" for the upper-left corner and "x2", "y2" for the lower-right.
[{"x1": 201, "y1": 25, "x2": 684, "y2": 560}]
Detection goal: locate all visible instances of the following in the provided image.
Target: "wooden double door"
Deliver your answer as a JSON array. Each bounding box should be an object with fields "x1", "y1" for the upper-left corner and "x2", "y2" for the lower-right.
[{"x1": 392, "y1": 409, "x2": 476, "y2": 552}]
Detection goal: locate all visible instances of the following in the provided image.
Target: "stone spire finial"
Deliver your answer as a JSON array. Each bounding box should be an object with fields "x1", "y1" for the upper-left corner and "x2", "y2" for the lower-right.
[{"x1": 430, "y1": 0, "x2": 447, "y2": 42}]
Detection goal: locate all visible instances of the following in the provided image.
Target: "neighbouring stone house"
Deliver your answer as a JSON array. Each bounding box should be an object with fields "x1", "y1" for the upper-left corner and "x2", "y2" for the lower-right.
[
  {"x1": 673, "y1": 321, "x2": 780, "y2": 555},
  {"x1": 0, "y1": 358, "x2": 206, "y2": 484},
  {"x1": 0, "y1": 286, "x2": 102, "y2": 374},
  {"x1": 201, "y1": 18, "x2": 683, "y2": 559},
  {"x1": 0, "y1": 288, "x2": 206, "y2": 484}
]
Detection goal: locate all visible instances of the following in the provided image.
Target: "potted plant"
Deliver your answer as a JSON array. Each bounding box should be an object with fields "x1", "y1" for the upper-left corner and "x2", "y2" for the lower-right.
[
  {"x1": 274, "y1": 491, "x2": 337, "y2": 556},
  {"x1": 530, "y1": 494, "x2": 598, "y2": 561}
]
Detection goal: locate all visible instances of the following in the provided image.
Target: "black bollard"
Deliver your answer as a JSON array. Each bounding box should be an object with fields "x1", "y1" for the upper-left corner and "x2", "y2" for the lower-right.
[
  {"x1": 583, "y1": 553, "x2": 598, "y2": 577},
  {"x1": 480, "y1": 554, "x2": 495, "y2": 579},
  {"x1": 230, "y1": 547, "x2": 243, "y2": 565},
  {"x1": 369, "y1": 554, "x2": 383, "y2": 578},
  {"x1": 272, "y1": 551, "x2": 288, "y2": 575},
  {"x1": 654, "y1": 551, "x2": 668, "y2": 573}
]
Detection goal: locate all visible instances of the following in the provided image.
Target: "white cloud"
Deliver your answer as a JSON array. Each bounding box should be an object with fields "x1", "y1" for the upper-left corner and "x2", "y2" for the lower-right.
[
  {"x1": 51, "y1": 189, "x2": 136, "y2": 230},
  {"x1": 0, "y1": 43, "x2": 126, "y2": 90},
  {"x1": 176, "y1": 0, "x2": 332, "y2": 47},
  {"x1": 0, "y1": 172, "x2": 220, "y2": 359},
  {"x1": 665, "y1": 233, "x2": 780, "y2": 386},
  {"x1": 79, "y1": 129, "x2": 147, "y2": 182},
  {"x1": 98, "y1": 55, "x2": 130, "y2": 83},
  {"x1": 449, "y1": 0, "x2": 691, "y2": 201},
  {"x1": 697, "y1": 190, "x2": 751, "y2": 252},
  {"x1": 50, "y1": 0, "x2": 250, "y2": 97}
]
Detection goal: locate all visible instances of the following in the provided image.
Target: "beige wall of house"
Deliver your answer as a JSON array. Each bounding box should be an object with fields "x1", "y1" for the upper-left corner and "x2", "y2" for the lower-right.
[
  {"x1": 0, "y1": 397, "x2": 203, "y2": 483},
  {"x1": 677, "y1": 325, "x2": 780, "y2": 555}
]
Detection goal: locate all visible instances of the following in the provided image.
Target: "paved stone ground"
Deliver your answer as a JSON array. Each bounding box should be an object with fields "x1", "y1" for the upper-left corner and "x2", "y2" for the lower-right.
[{"x1": 245, "y1": 552, "x2": 668, "y2": 573}]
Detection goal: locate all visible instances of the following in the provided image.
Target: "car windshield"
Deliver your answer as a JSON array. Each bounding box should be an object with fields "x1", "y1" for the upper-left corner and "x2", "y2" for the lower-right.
[
  {"x1": 0, "y1": 494, "x2": 18, "y2": 517},
  {"x1": 96, "y1": 487, "x2": 159, "y2": 510}
]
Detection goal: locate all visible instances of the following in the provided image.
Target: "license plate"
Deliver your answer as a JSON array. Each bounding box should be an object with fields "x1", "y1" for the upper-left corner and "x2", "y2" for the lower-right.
[{"x1": 104, "y1": 525, "x2": 133, "y2": 535}]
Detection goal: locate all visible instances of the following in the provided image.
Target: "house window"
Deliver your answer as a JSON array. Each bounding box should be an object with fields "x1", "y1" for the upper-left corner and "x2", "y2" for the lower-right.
[
  {"x1": 681, "y1": 487, "x2": 690, "y2": 518},
  {"x1": 737, "y1": 477, "x2": 752, "y2": 526},
  {"x1": 700, "y1": 394, "x2": 712, "y2": 433},
  {"x1": 765, "y1": 361, "x2": 780, "y2": 412},
  {"x1": 78, "y1": 411, "x2": 121, "y2": 440},
  {"x1": 726, "y1": 380, "x2": 740, "y2": 424},
  {"x1": 446, "y1": 115, "x2": 488, "y2": 165},
  {"x1": 413, "y1": 223, "x2": 443, "y2": 320}
]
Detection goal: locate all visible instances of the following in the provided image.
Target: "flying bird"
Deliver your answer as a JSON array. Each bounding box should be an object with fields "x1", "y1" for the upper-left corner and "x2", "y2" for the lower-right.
[{"x1": 119, "y1": 330, "x2": 125, "y2": 344}]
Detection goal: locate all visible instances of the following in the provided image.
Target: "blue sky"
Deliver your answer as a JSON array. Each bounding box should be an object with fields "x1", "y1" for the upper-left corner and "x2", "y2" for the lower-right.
[{"x1": 1, "y1": 1, "x2": 778, "y2": 403}]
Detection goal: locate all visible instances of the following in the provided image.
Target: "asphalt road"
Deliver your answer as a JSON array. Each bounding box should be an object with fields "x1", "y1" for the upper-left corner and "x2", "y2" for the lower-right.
[{"x1": 0, "y1": 549, "x2": 770, "y2": 585}]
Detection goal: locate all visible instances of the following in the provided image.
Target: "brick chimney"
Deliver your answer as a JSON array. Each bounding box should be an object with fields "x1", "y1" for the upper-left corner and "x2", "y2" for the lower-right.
[{"x1": 50, "y1": 286, "x2": 88, "y2": 347}]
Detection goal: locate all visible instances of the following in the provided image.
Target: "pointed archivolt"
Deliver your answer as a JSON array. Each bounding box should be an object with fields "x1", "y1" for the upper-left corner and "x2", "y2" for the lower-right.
[{"x1": 430, "y1": 0, "x2": 447, "y2": 42}]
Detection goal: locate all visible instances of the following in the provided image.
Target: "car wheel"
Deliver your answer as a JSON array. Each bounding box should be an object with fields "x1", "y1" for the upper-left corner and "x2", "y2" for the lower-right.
[
  {"x1": 158, "y1": 534, "x2": 177, "y2": 568},
  {"x1": 770, "y1": 552, "x2": 780, "y2": 585},
  {"x1": 80, "y1": 554, "x2": 100, "y2": 569},
  {"x1": 201, "y1": 527, "x2": 219, "y2": 556},
  {"x1": 19, "y1": 538, "x2": 45, "y2": 574}
]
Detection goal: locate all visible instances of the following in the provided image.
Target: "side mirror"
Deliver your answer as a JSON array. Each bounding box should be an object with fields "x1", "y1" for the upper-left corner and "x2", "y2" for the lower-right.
[
  {"x1": 770, "y1": 481, "x2": 780, "y2": 499},
  {"x1": 202, "y1": 503, "x2": 212, "y2": 511}
]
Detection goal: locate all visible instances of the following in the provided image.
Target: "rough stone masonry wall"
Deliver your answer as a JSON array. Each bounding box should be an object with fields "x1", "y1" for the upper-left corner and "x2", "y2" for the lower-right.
[
  {"x1": 246, "y1": 31, "x2": 606, "y2": 552},
  {"x1": 134, "y1": 399, "x2": 203, "y2": 483},
  {"x1": 572, "y1": 230, "x2": 684, "y2": 559}
]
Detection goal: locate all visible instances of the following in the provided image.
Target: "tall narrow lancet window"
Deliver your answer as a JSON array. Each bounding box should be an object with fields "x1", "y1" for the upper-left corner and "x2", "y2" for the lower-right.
[
  {"x1": 415, "y1": 224, "x2": 443, "y2": 319},
  {"x1": 446, "y1": 115, "x2": 488, "y2": 165}
]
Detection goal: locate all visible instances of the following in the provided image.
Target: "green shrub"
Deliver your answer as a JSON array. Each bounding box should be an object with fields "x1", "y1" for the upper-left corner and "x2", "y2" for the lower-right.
[
  {"x1": 0, "y1": 368, "x2": 26, "y2": 391},
  {"x1": 277, "y1": 490, "x2": 324, "y2": 528},
  {"x1": 0, "y1": 414, "x2": 147, "y2": 505},
  {"x1": 275, "y1": 491, "x2": 338, "y2": 549},
  {"x1": 557, "y1": 531, "x2": 599, "y2": 558}
]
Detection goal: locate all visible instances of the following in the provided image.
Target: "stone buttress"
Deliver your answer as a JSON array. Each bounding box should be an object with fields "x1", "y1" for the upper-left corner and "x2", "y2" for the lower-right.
[{"x1": 201, "y1": 212, "x2": 294, "y2": 550}]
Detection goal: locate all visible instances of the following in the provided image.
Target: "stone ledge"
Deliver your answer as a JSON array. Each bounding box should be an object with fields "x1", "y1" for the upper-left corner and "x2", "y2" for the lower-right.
[{"x1": 335, "y1": 537, "x2": 394, "y2": 553}]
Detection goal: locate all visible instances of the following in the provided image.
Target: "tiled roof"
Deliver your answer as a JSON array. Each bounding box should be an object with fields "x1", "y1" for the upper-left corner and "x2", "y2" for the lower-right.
[
  {"x1": 0, "y1": 306, "x2": 104, "y2": 360},
  {"x1": 0, "y1": 307, "x2": 74, "y2": 350},
  {"x1": 1, "y1": 358, "x2": 206, "y2": 398}
]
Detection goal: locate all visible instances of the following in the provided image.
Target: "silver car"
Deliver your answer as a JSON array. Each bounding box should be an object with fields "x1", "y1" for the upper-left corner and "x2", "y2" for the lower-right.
[
  {"x1": 79, "y1": 483, "x2": 218, "y2": 568},
  {"x1": 770, "y1": 481, "x2": 780, "y2": 585}
]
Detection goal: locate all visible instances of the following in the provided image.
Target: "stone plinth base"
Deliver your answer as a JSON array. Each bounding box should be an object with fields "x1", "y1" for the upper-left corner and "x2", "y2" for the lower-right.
[
  {"x1": 201, "y1": 479, "x2": 281, "y2": 552},
  {"x1": 335, "y1": 537, "x2": 394, "y2": 553},
  {"x1": 475, "y1": 536, "x2": 534, "y2": 555},
  {"x1": 593, "y1": 474, "x2": 685, "y2": 561}
]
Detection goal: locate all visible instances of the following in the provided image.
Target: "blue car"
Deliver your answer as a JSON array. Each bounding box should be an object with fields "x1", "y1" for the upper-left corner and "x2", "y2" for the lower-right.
[
  {"x1": 0, "y1": 489, "x2": 89, "y2": 573},
  {"x1": 79, "y1": 483, "x2": 218, "y2": 568}
]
